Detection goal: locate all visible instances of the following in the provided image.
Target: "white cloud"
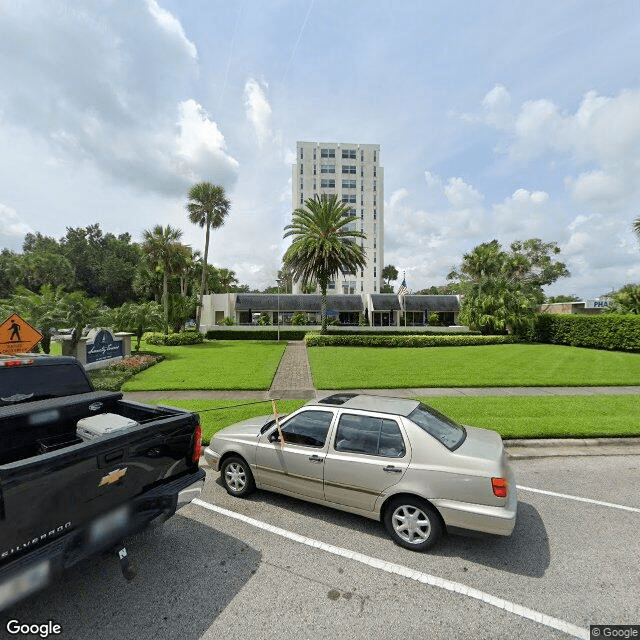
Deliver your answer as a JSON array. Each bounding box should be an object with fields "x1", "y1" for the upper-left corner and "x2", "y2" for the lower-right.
[
  {"x1": 478, "y1": 86, "x2": 640, "y2": 214},
  {"x1": 145, "y1": 0, "x2": 198, "y2": 60},
  {"x1": 0, "y1": 1, "x2": 237, "y2": 197},
  {"x1": 0, "y1": 203, "x2": 33, "y2": 242},
  {"x1": 174, "y1": 99, "x2": 239, "y2": 188},
  {"x1": 481, "y1": 84, "x2": 513, "y2": 130},
  {"x1": 244, "y1": 78, "x2": 273, "y2": 146},
  {"x1": 491, "y1": 188, "x2": 550, "y2": 235}
]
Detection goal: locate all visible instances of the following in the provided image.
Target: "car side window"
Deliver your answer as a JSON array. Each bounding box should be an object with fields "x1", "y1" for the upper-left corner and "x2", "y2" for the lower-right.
[
  {"x1": 334, "y1": 414, "x2": 405, "y2": 458},
  {"x1": 280, "y1": 410, "x2": 333, "y2": 447}
]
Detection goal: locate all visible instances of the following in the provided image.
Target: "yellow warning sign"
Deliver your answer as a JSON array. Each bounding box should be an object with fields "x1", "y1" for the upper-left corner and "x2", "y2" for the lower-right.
[{"x1": 0, "y1": 314, "x2": 43, "y2": 355}]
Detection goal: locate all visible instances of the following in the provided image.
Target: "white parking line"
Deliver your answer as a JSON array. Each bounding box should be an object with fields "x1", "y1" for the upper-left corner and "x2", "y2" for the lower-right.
[
  {"x1": 517, "y1": 485, "x2": 640, "y2": 513},
  {"x1": 192, "y1": 498, "x2": 589, "y2": 639}
]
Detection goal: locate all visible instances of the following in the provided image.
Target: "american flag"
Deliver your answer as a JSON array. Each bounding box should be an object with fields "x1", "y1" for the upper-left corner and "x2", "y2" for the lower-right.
[{"x1": 397, "y1": 276, "x2": 408, "y2": 296}]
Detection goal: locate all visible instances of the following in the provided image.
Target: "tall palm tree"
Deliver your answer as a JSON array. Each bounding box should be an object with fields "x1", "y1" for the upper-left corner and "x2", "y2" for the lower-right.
[
  {"x1": 634, "y1": 217, "x2": 640, "y2": 242},
  {"x1": 283, "y1": 194, "x2": 366, "y2": 333},
  {"x1": 142, "y1": 225, "x2": 184, "y2": 334},
  {"x1": 186, "y1": 182, "x2": 231, "y2": 329}
]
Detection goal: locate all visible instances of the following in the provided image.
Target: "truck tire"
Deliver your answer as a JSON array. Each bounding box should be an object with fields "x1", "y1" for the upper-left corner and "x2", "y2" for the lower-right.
[{"x1": 221, "y1": 456, "x2": 255, "y2": 498}]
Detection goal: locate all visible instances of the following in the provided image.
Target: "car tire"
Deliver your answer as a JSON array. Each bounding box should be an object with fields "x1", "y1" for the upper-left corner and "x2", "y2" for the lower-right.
[
  {"x1": 383, "y1": 496, "x2": 443, "y2": 551},
  {"x1": 221, "y1": 456, "x2": 255, "y2": 498}
]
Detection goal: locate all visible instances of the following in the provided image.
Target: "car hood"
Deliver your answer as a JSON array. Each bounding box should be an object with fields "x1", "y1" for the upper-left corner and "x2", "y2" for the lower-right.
[
  {"x1": 215, "y1": 415, "x2": 274, "y2": 439},
  {"x1": 454, "y1": 425, "x2": 504, "y2": 463}
]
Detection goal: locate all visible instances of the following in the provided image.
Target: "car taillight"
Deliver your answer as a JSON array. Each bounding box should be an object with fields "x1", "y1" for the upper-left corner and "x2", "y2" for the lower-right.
[
  {"x1": 491, "y1": 477, "x2": 508, "y2": 498},
  {"x1": 192, "y1": 425, "x2": 202, "y2": 463}
]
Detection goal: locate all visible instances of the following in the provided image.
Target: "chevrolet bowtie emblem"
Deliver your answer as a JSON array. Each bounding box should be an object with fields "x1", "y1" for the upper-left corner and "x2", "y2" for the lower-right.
[{"x1": 99, "y1": 467, "x2": 128, "y2": 487}]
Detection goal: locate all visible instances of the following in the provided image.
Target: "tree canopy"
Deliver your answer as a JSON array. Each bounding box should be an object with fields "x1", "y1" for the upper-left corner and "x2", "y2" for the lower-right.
[
  {"x1": 448, "y1": 238, "x2": 569, "y2": 334},
  {"x1": 283, "y1": 194, "x2": 366, "y2": 332},
  {"x1": 186, "y1": 182, "x2": 231, "y2": 329}
]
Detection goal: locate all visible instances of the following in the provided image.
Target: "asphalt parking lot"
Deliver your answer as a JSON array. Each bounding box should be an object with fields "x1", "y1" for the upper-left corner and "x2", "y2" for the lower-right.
[{"x1": 2, "y1": 454, "x2": 639, "y2": 640}]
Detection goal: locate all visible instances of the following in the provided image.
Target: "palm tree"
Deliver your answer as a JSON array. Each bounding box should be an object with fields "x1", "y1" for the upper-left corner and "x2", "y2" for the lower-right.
[
  {"x1": 283, "y1": 194, "x2": 366, "y2": 333},
  {"x1": 186, "y1": 182, "x2": 231, "y2": 330},
  {"x1": 634, "y1": 217, "x2": 640, "y2": 242},
  {"x1": 114, "y1": 301, "x2": 165, "y2": 350},
  {"x1": 142, "y1": 225, "x2": 184, "y2": 334}
]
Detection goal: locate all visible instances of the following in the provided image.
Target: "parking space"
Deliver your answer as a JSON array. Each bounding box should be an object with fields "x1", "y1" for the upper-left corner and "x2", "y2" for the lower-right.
[{"x1": 2, "y1": 455, "x2": 638, "y2": 639}]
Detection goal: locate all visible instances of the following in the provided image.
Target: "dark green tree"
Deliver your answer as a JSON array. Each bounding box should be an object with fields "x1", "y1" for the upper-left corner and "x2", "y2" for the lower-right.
[
  {"x1": 448, "y1": 238, "x2": 569, "y2": 334},
  {"x1": 141, "y1": 225, "x2": 185, "y2": 334},
  {"x1": 283, "y1": 194, "x2": 366, "y2": 333}
]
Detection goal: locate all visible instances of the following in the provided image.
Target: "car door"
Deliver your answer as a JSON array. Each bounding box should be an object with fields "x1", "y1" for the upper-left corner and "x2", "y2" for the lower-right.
[
  {"x1": 323, "y1": 411, "x2": 410, "y2": 512},
  {"x1": 255, "y1": 409, "x2": 335, "y2": 500}
]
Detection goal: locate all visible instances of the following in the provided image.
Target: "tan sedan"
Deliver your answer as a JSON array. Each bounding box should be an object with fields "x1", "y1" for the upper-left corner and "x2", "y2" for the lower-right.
[{"x1": 204, "y1": 394, "x2": 517, "y2": 551}]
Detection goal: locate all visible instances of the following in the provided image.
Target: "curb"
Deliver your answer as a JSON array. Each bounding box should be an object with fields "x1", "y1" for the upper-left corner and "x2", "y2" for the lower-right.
[{"x1": 504, "y1": 437, "x2": 640, "y2": 447}]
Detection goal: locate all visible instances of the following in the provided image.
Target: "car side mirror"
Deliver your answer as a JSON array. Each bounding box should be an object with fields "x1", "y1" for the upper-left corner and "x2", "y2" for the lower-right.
[{"x1": 268, "y1": 431, "x2": 280, "y2": 443}]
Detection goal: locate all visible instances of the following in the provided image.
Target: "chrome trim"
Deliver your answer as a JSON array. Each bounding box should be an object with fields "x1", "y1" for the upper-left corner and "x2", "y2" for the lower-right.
[{"x1": 176, "y1": 478, "x2": 205, "y2": 510}]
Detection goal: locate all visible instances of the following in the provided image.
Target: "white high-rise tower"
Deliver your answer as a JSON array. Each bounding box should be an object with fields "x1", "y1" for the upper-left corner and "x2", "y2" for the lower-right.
[{"x1": 291, "y1": 141, "x2": 384, "y2": 295}]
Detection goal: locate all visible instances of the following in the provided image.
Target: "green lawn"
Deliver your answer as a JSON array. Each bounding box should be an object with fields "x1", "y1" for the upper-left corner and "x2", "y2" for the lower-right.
[
  {"x1": 122, "y1": 340, "x2": 287, "y2": 391},
  {"x1": 147, "y1": 395, "x2": 640, "y2": 444},
  {"x1": 308, "y1": 344, "x2": 640, "y2": 388},
  {"x1": 147, "y1": 398, "x2": 308, "y2": 445},
  {"x1": 422, "y1": 395, "x2": 640, "y2": 439}
]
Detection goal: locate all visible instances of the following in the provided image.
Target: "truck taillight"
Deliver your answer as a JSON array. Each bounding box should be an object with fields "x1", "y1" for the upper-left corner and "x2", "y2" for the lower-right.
[
  {"x1": 491, "y1": 477, "x2": 508, "y2": 498},
  {"x1": 1, "y1": 359, "x2": 34, "y2": 367},
  {"x1": 192, "y1": 425, "x2": 202, "y2": 463}
]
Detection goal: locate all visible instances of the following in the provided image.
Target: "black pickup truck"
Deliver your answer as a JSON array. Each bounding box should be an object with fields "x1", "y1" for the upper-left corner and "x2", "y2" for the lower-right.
[{"x1": 0, "y1": 354, "x2": 205, "y2": 609}]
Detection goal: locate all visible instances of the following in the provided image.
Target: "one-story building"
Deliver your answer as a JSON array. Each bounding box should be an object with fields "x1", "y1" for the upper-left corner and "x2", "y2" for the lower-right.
[
  {"x1": 200, "y1": 293, "x2": 461, "y2": 331},
  {"x1": 539, "y1": 299, "x2": 610, "y2": 315}
]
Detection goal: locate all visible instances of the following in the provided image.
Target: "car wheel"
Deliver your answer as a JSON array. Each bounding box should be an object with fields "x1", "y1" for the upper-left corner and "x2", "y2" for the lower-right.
[
  {"x1": 221, "y1": 456, "x2": 255, "y2": 498},
  {"x1": 384, "y1": 497, "x2": 443, "y2": 551}
]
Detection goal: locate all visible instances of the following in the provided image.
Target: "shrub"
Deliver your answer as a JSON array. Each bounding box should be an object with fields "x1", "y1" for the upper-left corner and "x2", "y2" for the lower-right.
[
  {"x1": 528, "y1": 313, "x2": 640, "y2": 352},
  {"x1": 205, "y1": 329, "x2": 308, "y2": 340},
  {"x1": 290, "y1": 312, "x2": 307, "y2": 325},
  {"x1": 304, "y1": 333, "x2": 519, "y2": 348},
  {"x1": 219, "y1": 316, "x2": 236, "y2": 326},
  {"x1": 143, "y1": 331, "x2": 204, "y2": 346},
  {"x1": 258, "y1": 312, "x2": 271, "y2": 326},
  {"x1": 89, "y1": 354, "x2": 164, "y2": 390}
]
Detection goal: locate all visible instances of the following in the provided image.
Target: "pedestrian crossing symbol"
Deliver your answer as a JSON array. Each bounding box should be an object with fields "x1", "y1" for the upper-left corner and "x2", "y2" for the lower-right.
[{"x1": 0, "y1": 314, "x2": 43, "y2": 355}]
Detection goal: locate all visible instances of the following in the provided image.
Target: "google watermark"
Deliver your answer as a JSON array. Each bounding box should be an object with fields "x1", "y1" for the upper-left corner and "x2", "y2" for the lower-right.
[
  {"x1": 591, "y1": 626, "x2": 640, "y2": 639},
  {"x1": 6, "y1": 619, "x2": 62, "y2": 638}
]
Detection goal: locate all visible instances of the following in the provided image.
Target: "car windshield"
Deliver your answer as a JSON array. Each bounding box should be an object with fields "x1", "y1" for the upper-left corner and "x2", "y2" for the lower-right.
[{"x1": 407, "y1": 403, "x2": 466, "y2": 451}]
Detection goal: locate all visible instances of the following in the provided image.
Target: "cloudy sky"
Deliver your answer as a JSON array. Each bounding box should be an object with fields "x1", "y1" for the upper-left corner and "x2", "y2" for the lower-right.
[{"x1": 1, "y1": 1, "x2": 640, "y2": 298}]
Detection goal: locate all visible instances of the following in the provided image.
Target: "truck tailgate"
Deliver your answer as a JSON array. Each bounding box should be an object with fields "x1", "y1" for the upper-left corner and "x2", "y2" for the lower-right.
[{"x1": 0, "y1": 410, "x2": 199, "y2": 563}]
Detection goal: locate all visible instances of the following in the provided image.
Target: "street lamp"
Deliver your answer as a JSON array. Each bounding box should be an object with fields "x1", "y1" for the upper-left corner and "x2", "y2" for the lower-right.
[{"x1": 276, "y1": 279, "x2": 282, "y2": 342}]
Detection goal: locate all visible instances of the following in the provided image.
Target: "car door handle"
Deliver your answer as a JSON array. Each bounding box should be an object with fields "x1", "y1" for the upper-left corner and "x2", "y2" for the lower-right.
[
  {"x1": 383, "y1": 465, "x2": 402, "y2": 473},
  {"x1": 308, "y1": 454, "x2": 324, "y2": 463}
]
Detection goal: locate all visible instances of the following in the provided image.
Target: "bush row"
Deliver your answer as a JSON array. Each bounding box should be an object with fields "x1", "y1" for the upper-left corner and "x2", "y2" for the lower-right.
[
  {"x1": 143, "y1": 331, "x2": 204, "y2": 346},
  {"x1": 205, "y1": 329, "x2": 308, "y2": 340},
  {"x1": 527, "y1": 314, "x2": 640, "y2": 352},
  {"x1": 324, "y1": 329, "x2": 479, "y2": 336},
  {"x1": 305, "y1": 333, "x2": 519, "y2": 348}
]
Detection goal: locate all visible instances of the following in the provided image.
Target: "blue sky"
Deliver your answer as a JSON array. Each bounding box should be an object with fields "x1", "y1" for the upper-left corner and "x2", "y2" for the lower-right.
[{"x1": 1, "y1": 0, "x2": 639, "y2": 297}]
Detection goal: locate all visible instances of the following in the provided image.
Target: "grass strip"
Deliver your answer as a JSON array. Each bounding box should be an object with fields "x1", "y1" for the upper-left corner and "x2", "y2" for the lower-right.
[
  {"x1": 308, "y1": 344, "x2": 640, "y2": 388},
  {"x1": 146, "y1": 398, "x2": 308, "y2": 445},
  {"x1": 419, "y1": 395, "x2": 640, "y2": 439}
]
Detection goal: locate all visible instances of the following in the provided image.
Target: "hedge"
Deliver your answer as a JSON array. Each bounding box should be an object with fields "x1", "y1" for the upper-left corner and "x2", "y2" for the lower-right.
[
  {"x1": 205, "y1": 329, "x2": 308, "y2": 341},
  {"x1": 304, "y1": 334, "x2": 519, "y2": 348},
  {"x1": 529, "y1": 314, "x2": 640, "y2": 352},
  {"x1": 143, "y1": 331, "x2": 204, "y2": 346},
  {"x1": 324, "y1": 329, "x2": 479, "y2": 336}
]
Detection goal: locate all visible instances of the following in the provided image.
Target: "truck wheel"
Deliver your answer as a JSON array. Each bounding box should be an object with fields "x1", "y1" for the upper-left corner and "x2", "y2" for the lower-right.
[
  {"x1": 221, "y1": 456, "x2": 255, "y2": 498},
  {"x1": 383, "y1": 497, "x2": 442, "y2": 551}
]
